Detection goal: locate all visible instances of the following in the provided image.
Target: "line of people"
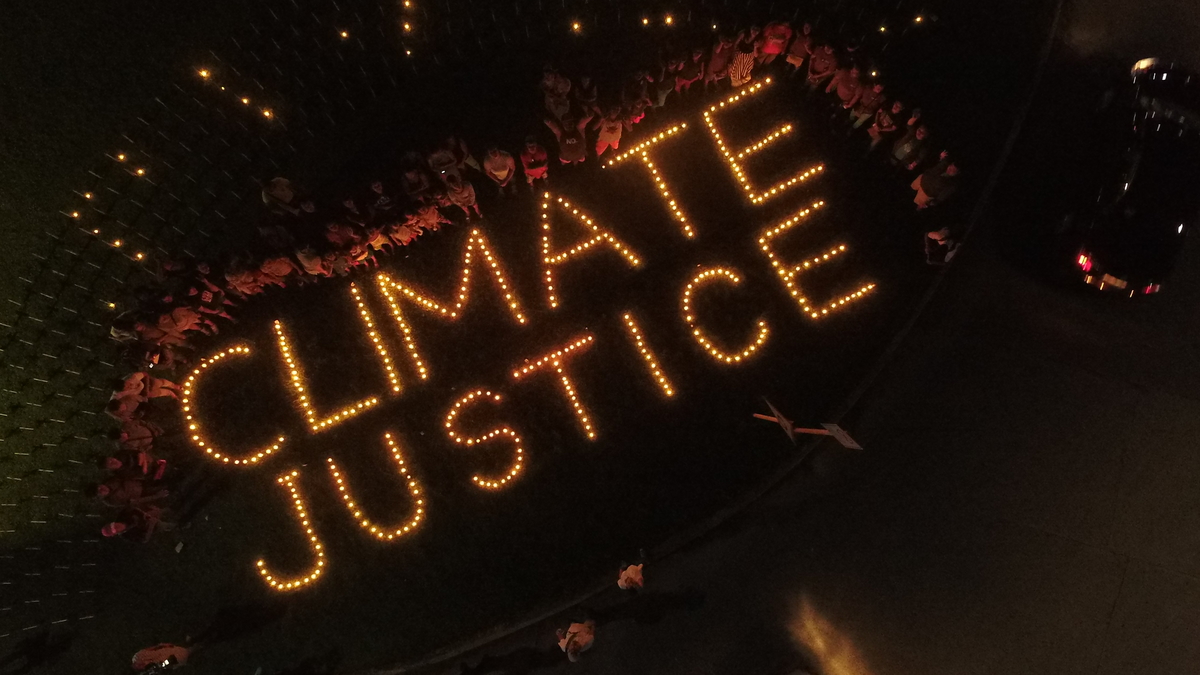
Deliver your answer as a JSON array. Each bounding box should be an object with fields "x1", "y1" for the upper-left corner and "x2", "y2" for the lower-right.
[
  {"x1": 774, "y1": 20, "x2": 964, "y2": 263},
  {"x1": 98, "y1": 139, "x2": 505, "y2": 541},
  {"x1": 532, "y1": 20, "x2": 964, "y2": 264}
]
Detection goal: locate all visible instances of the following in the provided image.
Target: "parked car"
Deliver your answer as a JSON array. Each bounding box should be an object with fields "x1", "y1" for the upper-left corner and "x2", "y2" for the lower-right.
[{"x1": 1068, "y1": 59, "x2": 1200, "y2": 296}]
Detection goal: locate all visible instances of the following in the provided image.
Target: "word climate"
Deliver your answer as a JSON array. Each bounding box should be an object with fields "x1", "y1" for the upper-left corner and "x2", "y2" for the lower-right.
[{"x1": 180, "y1": 80, "x2": 876, "y2": 592}]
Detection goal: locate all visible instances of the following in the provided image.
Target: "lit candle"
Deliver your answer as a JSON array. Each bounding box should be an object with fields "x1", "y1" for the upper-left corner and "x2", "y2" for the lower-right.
[
  {"x1": 511, "y1": 334, "x2": 598, "y2": 439},
  {"x1": 274, "y1": 320, "x2": 379, "y2": 432},
  {"x1": 702, "y1": 80, "x2": 824, "y2": 205},
  {"x1": 376, "y1": 229, "x2": 527, "y2": 380},
  {"x1": 445, "y1": 390, "x2": 526, "y2": 489},
  {"x1": 620, "y1": 312, "x2": 676, "y2": 396},
  {"x1": 756, "y1": 201, "x2": 877, "y2": 319},
  {"x1": 181, "y1": 346, "x2": 286, "y2": 465},
  {"x1": 605, "y1": 125, "x2": 694, "y2": 238},
  {"x1": 326, "y1": 433, "x2": 425, "y2": 540},
  {"x1": 540, "y1": 194, "x2": 641, "y2": 308},
  {"x1": 256, "y1": 470, "x2": 327, "y2": 591},
  {"x1": 681, "y1": 268, "x2": 770, "y2": 364}
]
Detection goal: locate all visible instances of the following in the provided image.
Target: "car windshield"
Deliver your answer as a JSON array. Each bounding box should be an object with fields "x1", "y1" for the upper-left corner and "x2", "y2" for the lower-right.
[{"x1": 1111, "y1": 133, "x2": 1200, "y2": 228}]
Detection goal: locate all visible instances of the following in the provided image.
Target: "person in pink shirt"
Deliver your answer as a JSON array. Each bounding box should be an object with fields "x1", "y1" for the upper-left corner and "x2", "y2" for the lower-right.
[
  {"x1": 520, "y1": 136, "x2": 550, "y2": 187},
  {"x1": 703, "y1": 33, "x2": 737, "y2": 92},
  {"x1": 617, "y1": 549, "x2": 647, "y2": 591},
  {"x1": 675, "y1": 48, "x2": 706, "y2": 96},
  {"x1": 825, "y1": 65, "x2": 864, "y2": 113},
  {"x1": 758, "y1": 21, "x2": 793, "y2": 64},
  {"x1": 482, "y1": 146, "x2": 518, "y2": 196},
  {"x1": 785, "y1": 23, "x2": 814, "y2": 75},
  {"x1": 445, "y1": 174, "x2": 482, "y2": 221},
  {"x1": 131, "y1": 643, "x2": 189, "y2": 671},
  {"x1": 806, "y1": 44, "x2": 837, "y2": 91},
  {"x1": 592, "y1": 106, "x2": 630, "y2": 157},
  {"x1": 556, "y1": 620, "x2": 596, "y2": 663},
  {"x1": 618, "y1": 563, "x2": 644, "y2": 591}
]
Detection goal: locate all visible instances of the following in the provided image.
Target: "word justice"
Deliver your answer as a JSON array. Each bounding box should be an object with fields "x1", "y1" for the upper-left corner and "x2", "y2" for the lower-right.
[{"x1": 181, "y1": 79, "x2": 876, "y2": 592}]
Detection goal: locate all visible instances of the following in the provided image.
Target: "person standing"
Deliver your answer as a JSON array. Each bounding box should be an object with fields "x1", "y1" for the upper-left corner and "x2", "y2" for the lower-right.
[
  {"x1": 401, "y1": 163, "x2": 432, "y2": 201},
  {"x1": 445, "y1": 134, "x2": 481, "y2": 173},
  {"x1": 911, "y1": 151, "x2": 959, "y2": 208},
  {"x1": 618, "y1": 562, "x2": 645, "y2": 591},
  {"x1": 556, "y1": 620, "x2": 596, "y2": 663},
  {"x1": 925, "y1": 227, "x2": 960, "y2": 265},
  {"x1": 541, "y1": 65, "x2": 572, "y2": 120},
  {"x1": 117, "y1": 419, "x2": 162, "y2": 454},
  {"x1": 736, "y1": 25, "x2": 762, "y2": 53},
  {"x1": 825, "y1": 65, "x2": 864, "y2": 114},
  {"x1": 131, "y1": 643, "x2": 189, "y2": 671},
  {"x1": 574, "y1": 75, "x2": 601, "y2": 118},
  {"x1": 593, "y1": 107, "x2": 630, "y2": 158},
  {"x1": 261, "y1": 177, "x2": 300, "y2": 216},
  {"x1": 92, "y1": 476, "x2": 167, "y2": 508},
  {"x1": 520, "y1": 136, "x2": 550, "y2": 188},
  {"x1": 650, "y1": 55, "x2": 682, "y2": 108},
  {"x1": 545, "y1": 114, "x2": 593, "y2": 165},
  {"x1": 482, "y1": 146, "x2": 518, "y2": 196},
  {"x1": 427, "y1": 142, "x2": 460, "y2": 182},
  {"x1": 445, "y1": 174, "x2": 482, "y2": 221}
]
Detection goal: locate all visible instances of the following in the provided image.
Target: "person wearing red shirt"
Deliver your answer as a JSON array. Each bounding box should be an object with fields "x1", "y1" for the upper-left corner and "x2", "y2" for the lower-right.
[
  {"x1": 806, "y1": 44, "x2": 838, "y2": 91},
  {"x1": 704, "y1": 33, "x2": 737, "y2": 92},
  {"x1": 850, "y1": 83, "x2": 887, "y2": 129},
  {"x1": 758, "y1": 21, "x2": 793, "y2": 64},
  {"x1": 131, "y1": 643, "x2": 189, "y2": 671},
  {"x1": 520, "y1": 136, "x2": 550, "y2": 188},
  {"x1": 826, "y1": 65, "x2": 864, "y2": 111},
  {"x1": 785, "y1": 23, "x2": 814, "y2": 75}
]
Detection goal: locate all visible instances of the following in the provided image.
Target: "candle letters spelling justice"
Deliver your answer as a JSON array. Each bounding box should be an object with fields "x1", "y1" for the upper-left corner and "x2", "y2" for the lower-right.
[{"x1": 181, "y1": 81, "x2": 878, "y2": 591}]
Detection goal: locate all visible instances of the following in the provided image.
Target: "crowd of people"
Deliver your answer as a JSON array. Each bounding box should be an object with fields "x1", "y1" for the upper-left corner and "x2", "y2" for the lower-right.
[
  {"x1": 99, "y1": 10, "x2": 960, "y2": 567},
  {"x1": 98, "y1": 17, "x2": 968, "y2": 547},
  {"x1": 531, "y1": 20, "x2": 965, "y2": 263},
  {"x1": 522, "y1": 18, "x2": 970, "y2": 664},
  {"x1": 97, "y1": 138, "x2": 503, "y2": 542},
  {"x1": 95, "y1": 11, "x2": 974, "y2": 673}
]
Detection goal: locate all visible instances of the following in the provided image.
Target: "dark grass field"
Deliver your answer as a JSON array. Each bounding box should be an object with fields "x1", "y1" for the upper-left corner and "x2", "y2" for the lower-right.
[{"x1": 0, "y1": 0, "x2": 1059, "y2": 672}]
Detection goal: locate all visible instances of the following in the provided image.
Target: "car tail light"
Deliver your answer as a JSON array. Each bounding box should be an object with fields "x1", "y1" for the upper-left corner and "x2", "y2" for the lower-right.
[
  {"x1": 1143, "y1": 283, "x2": 1161, "y2": 294},
  {"x1": 1077, "y1": 252, "x2": 1093, "y2": 272}
]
